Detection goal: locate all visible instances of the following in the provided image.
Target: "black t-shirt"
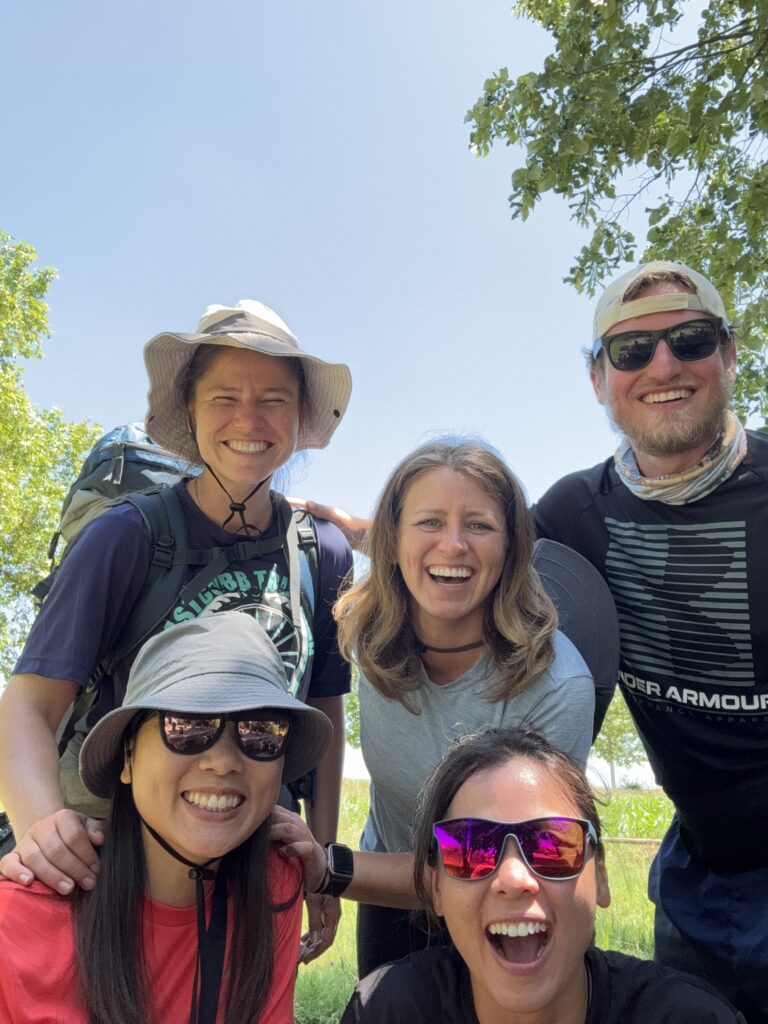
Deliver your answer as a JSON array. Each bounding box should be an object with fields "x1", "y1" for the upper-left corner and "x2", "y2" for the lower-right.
[
  {"x1": 532, "y1": 432, "x2": 768, "y2": 869},
  {"x1": 341, "y1": 944, "x2": 746, "y2": 1023}
]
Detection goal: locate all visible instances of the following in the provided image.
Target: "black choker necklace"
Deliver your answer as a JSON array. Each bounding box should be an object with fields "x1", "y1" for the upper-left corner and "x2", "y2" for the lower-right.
[{"x1": 416, "y1": 639, "x2": 486, "y2": 655}]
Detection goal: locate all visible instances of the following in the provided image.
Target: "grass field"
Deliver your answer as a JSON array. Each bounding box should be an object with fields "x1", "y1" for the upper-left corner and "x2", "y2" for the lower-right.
[{"x1": 294, "y1": 780, "x2": 673, "y2": 1023}]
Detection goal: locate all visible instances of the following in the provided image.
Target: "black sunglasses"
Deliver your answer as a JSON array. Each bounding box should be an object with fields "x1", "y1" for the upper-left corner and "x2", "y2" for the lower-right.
[
  {"x1": 155, "y1": 711, "x2": 290, "y2": 761},
  {"x1": 592, "y1": 317, "x2": 729, "y2": 372}
]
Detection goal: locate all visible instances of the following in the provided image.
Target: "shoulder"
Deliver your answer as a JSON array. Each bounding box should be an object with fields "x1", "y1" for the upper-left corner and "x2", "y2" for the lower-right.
[
  {"x1": 72, "y1": 499, "x2": 150, "y2": 548},
  {"x1": 537, "y1": 458, "x2": 614, "y2": 506},
  {"x1": 743, "y1": 429, "x2": 768, "y2": 481},
  {"x1": 0, "y1": 878, "x2": 72, "y2": 930},
  {"x1": 589, "y1": 948, "x2": 745, "y2": 1022},
  {"x1": 342, "y1": 945, "x2": 472, "y2": 1024},
  {"x1": 310, "y1": 516, "x2": 353, "y2": 589},
  {"x1": 548, "y1": 630, "x2": 593, "y2": 682},
  {"x1": 312, "y1": 516, "x2": 352, "y2": 562}
]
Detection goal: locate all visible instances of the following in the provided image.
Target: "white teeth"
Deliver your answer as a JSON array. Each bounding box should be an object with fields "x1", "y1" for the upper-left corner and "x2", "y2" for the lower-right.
[
  {"x1": 183, "y1": 792, "x2": 243, "y2": 812},
  {"x1": 488, "y1": 921, "x2": 548, "y2": 937},
  {"x1": 641, "y1": 389, "x2": 692, "y2": 404},
  {"x1": 428, "y1": 566, "x2": 472, "y2": 579},
  {"x1": 228, "y1": 440, "x2": 269, "y2": 453}
]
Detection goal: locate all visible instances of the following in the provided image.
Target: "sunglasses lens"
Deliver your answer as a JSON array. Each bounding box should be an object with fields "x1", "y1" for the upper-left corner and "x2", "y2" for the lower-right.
[
  {"x1": 161, "y1": 715, "x2": 221, "y2": 753},
  {"x1": 606, "y1": 333, "x2": 655, "y2": 371},
  {"x1": 668, "y1": 320, "x2": 719, "y2": 360},
  {"x1": 434, "y1": 820, "x2": 501, "y2": 880},
  {"x1": 517, "y1": 818, "x2": 587, "y2": 879},
  {"x1": 237, "y1": 715, "x2": 290, "y2": 760}
]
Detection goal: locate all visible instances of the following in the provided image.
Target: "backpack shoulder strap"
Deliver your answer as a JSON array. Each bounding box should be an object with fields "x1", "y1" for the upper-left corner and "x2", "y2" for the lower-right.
[
  {"x1": 293, "y1": 506, "x2": 318, "y2": 617},
  {"x1": 103, "y1": 487, "x2": 189, "y2": 673}
]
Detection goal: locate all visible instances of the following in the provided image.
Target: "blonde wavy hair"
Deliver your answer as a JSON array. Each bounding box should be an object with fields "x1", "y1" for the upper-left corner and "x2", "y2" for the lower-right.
[{"x1": 335, "y1": 438, "x2": 557, "y2": 706}]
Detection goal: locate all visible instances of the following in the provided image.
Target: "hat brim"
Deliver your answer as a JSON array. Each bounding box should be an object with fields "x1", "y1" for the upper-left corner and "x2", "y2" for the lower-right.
[
  {"x1": 533, "y1": 539, "x2": 619, "y2": 740},
  {"x1": 80, "y1": 684, "x2": 333, "y2": 799},
  {"x1": 144, "y1": 331, "x2": 352, "y2": 464}
]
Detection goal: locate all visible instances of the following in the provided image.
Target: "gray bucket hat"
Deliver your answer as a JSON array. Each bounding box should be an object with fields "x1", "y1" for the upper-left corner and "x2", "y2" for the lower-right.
[
  {"x1": 144, "y1": 299, "x2": 352, "y2": 464},
  {"x1": 80, "y1": 612, "x2": 333, "y2": 798}
]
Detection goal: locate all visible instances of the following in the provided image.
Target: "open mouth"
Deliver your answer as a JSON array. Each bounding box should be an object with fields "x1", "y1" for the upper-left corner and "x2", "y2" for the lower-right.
[
  {"x1": 640, "y1": 388, "x2": 694, "y2": 405},
  {"x1": 183, "y1": 791, "x2": 244, "y2": 812},
  {"x1": 487, "y1": 921, "x2": 549, "y2": 965},
  {"x1": 427, "y1": 566, "x2": 472, "y2": 584},
  {"x1": 225, "y1": 440, "x2": 271, "y2": 453}
]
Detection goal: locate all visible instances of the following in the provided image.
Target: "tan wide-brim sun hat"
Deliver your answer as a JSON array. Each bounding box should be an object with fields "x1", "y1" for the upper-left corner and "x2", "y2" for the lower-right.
[
  {"x1": 80, "y1": 611, "x2": 333, "y2": 798},
  {"x1": 144, "y1": 299, "x2": 352, "y2": 464}
]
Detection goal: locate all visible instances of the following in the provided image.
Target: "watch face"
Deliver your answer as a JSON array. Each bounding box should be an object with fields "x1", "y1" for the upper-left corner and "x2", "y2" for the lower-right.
[{"x1": 328, "y1": 843, "x2": 354, "y2": 880}]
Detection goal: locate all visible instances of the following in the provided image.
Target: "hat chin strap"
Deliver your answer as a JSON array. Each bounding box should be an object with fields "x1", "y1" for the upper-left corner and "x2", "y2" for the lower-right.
[
  {"x1": 140, "y1": 815, "x2": 227, "y2": 1024},
  {"x1": 202, "y1": 460, "x2": 271, "y2": 534}
]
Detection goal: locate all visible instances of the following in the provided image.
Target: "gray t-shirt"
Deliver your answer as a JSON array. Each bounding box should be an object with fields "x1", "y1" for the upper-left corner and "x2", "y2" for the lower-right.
[{"x1": 359, "y1": 630, "x2": 594, "y2": 853}]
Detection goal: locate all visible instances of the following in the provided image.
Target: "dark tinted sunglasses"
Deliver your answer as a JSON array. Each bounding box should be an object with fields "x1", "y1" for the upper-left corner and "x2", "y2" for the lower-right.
[
  {"x1": 156, "y1": 711, "x2": 290, "y2": 761},
  {"x1": 592, "y1": 317, "x2": 729, "y2": 372},
  {"x1": 432, "y1": 816, "x2": 597, "y2": 881}
]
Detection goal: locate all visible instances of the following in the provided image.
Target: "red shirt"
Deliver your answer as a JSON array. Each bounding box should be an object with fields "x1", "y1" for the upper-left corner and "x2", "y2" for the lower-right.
[{"x1": 0, "y1": 847, "x2": 302, "y2": 1023}]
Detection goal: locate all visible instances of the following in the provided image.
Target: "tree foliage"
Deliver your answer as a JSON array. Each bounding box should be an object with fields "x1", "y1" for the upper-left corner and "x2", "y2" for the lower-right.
[
  {"x1": 467, "y1": 0, "x2": 768, "y2": 424},
  {"x1": 0, "y1": 233, "x2": 100, "y2": 679},
  {"x1": 592, "y1": 691, "x2": 648, "y2": 790}
]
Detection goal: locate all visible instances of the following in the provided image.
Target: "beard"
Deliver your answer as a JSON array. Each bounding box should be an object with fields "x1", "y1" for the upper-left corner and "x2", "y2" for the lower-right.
[{"x1": 604, "y1": 367, "x2": 733, "y2": 462}]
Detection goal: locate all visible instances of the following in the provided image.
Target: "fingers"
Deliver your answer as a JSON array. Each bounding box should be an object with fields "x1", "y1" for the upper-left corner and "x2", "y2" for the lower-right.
[
  {"x1": 8, "y1": 811, "x2": 100, "y2": 894},
  {"x1": 302, "y1": 501, "x2": 370, "y2": 551},
  {"x1": 0, "y1": 851, "x2": 35, "y2": 886},
  {"x1": 85, "y1": 817, "x2": 107, "y2": 846},
  {"x1": 300, "y1": 894, "x2": 342, "y2": 964},
  {"x1": 270, "y1": 812, "x2": 328, "y2": 893}
]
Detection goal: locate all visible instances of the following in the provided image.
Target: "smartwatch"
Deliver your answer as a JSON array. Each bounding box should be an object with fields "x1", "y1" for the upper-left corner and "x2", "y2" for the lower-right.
[{"x1": 318, "y1": 842, "x2": 354, "y2": 897}]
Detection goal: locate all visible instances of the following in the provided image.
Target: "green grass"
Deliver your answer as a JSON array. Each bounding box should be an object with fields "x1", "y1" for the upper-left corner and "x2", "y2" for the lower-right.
[{"x1": 295, "y1": 781, "x2": 672, "y2": 1022}]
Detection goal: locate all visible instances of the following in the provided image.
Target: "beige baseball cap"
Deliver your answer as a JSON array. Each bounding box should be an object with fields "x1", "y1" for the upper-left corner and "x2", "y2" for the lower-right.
[{"x1": 593, "y1": 261, "x2": 728, "y2": 342}]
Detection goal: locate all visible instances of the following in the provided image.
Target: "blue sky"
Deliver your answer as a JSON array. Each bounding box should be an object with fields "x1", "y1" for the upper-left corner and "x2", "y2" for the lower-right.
[{"x1": 6, "y1": 0, "x2": 628, "y2": 515}]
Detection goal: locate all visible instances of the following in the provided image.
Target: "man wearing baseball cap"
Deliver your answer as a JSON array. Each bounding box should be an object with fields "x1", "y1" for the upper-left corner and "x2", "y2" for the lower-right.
[{"x1": 534, "y1": 261, "x2": 768, "y2": 1022}]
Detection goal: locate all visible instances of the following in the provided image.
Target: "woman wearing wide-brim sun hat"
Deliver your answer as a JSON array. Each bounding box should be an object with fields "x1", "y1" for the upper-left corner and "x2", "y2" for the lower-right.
[
  {"x1": 0, "y1": 297, "x2": 353, "y2": 965},
  {"x1": 0, "y1": 612, "x2": 335, "y2": 1024}
]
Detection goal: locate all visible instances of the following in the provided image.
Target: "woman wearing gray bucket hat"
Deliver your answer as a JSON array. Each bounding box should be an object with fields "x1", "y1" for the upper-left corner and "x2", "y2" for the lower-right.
[
  {"x1": 0, "y1": 298, "x2": 352, "y2": 963},
  {"x1": 0, "y1": 613, "x2": 332, "y2": 1024}
]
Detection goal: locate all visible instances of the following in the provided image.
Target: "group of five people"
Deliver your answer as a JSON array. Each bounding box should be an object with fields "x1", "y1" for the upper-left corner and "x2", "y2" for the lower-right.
[{"x1": 0, "y1": 259, "x2": 764, "y2": 1023}]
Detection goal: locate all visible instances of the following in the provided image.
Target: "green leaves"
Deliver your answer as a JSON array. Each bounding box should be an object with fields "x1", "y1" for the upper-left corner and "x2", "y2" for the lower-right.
[
  {"x1": 0, "y1": 235, "x2": 101, "y2": 677},
  {"x1": 467, "y1": 0, "x2": 768, "y2": 425}
]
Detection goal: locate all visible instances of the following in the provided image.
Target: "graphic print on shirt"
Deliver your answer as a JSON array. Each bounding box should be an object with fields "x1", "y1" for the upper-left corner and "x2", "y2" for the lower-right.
[
  {"x1": 161, "y1": 565, "x2": 314, "y2": 696},
  {"x1": 604, "y1": 518, "x2": 762, "y2": 715}
]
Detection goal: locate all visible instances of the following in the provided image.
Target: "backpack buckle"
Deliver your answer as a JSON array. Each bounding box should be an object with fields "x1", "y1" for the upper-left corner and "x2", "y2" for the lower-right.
[{"x1": 151, "y1": 531, "x2": 175, "y2": 568}]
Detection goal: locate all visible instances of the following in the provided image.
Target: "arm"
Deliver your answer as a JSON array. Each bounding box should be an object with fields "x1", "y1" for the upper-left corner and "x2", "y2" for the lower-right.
[
  {"x1": 304, "y1": 694, "x2": 344, "y2": 845},
  {"x1": 301, "y1": 694, "x2": 345, "y2": 962},
  {"x1": 271, "y1": 806, "x2": 420, "y2": 909},
  {"x1": 0, "y1": 674, "x2": 105, "y2": 892}
]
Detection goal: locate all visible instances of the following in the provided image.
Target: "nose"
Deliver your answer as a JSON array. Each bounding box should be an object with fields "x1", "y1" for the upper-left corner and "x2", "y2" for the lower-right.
[
  {"x1": 234, "y1": 400, "x2": 266, "y2": 427},
  {"x1": 646, "y1": 336, "x2": 684, "y2": 376},
  {"x1": 437, "y1": 522, "x2": 469, "y2": 555},
  {"x1": 197, "y1": 723, "x2": 242, "y2": 775},
  {"x1": 490, "y1": 837, "x2": 541, "y2": 895}
]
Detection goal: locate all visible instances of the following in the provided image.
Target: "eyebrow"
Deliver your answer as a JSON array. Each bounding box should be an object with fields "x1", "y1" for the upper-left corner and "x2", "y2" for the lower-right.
[
  {"x1": 409, "y1": 506, "x2": 502, "y2": 518},
  {"x1": 203, "y1": 384, "x2": 295, "y2": 395}
]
